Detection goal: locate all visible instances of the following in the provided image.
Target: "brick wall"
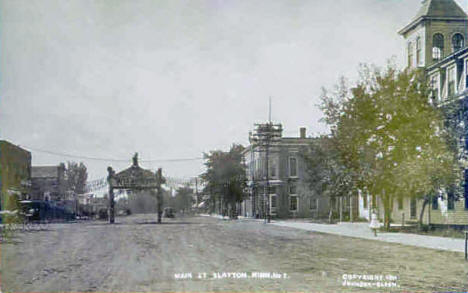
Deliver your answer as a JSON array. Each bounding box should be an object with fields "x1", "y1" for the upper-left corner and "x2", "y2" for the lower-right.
[{"x1": 0, "y1": 141, "x2": 32, "y2": 209}]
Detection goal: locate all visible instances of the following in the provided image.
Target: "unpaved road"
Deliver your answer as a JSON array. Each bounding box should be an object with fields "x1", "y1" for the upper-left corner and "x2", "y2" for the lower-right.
[{"x1": 1, "y1": 214, "x2": 467, "y2": 292}]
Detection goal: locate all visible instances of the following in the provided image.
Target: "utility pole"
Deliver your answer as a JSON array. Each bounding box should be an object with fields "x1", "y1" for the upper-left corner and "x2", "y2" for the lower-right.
[
  {"x1": 264, "y1": 139, "x2": 270, "y2": 223},
  {"x1": 195, "y1": 177, "x2": 199, "y2": 207},
  {"x1": 156, "y1": 168, "x2": 165, "y2": 223},
  {"x1": 249, "y1": 142, "x2": 256, "y2": 218},
  {"x1": 264, "y1": 97, "x2": 273, "y2": 223},
  {"x1": 249, "y1": 98, "x2": 282, "y2": 224},
  {"x1": 107, "y1": 167, "x2": 116, "y2": 224}
]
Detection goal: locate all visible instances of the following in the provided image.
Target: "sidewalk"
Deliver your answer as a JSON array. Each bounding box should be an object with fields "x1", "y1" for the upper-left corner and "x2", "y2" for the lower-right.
[
  {"x1": 272, "y1": 221, "x2": 466, "y2": 253},
  {"x1": 199, "y1": 213, "x2": 466, "y2": 253}
]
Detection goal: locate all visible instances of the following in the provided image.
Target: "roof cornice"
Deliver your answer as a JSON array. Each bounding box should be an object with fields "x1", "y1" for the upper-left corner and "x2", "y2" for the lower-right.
[{"x1": 399, "y1": 16, "x2": 467, "y2": 35}]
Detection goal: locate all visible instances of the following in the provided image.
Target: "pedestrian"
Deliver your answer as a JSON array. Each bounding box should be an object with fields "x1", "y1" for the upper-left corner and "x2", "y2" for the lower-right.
[{"x1": 369, "y1": 210, "x2": 380, "y2": 237}]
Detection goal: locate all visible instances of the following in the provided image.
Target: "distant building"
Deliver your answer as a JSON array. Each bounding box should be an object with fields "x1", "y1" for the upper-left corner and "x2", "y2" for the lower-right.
[
  {"x1": 31, "y1": 165, "x2": 66, "y2": 201},
  {"x1": 0, "y1": 140, "x2": 32, "y2": 209},
  {"x1": 241, "y1": 124, "x2": 329, "y2": 219}
]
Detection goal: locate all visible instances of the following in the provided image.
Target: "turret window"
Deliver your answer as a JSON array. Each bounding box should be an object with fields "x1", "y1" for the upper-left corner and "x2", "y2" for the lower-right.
[
  {"x1": 432, "y1": 33, "x2": 444, "y2": 60},
  {"x1": 452, "y1": 33, "x2": 464, "y2": 52}
]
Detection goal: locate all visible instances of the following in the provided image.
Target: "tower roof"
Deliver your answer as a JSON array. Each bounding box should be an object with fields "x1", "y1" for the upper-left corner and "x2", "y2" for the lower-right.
[
  {"x1": 399, "y1": 0, "x2": 467, "y2": 35},
  {"x1": 416, "y1": 0, "x2": 467, "y2": 19}
]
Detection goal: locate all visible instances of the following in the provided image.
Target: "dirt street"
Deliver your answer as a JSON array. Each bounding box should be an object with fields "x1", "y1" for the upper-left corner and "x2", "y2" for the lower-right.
[{"x1": 1, "y1": 214, "x2": 467, "y2": 292}]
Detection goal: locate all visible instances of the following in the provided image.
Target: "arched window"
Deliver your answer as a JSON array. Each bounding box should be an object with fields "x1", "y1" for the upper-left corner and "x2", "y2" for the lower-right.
[
  {"x1": 432, "y1": 33, "x2": 444, "y2": 60},
  {"x1": 452, "y1": 33, "x2": 464, "y2": 52}
]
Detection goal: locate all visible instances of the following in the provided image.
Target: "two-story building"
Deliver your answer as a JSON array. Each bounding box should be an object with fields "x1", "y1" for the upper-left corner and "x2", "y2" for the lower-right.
[
  {"x1": 0, "y1": 140, "x2": 32, "y2": 210},
  {"x1": 241, "y1": 124, "x2": 329, "y2": 219},
  {"x1": 31, "y1": 165, "x2": 67, "y2": 201}
]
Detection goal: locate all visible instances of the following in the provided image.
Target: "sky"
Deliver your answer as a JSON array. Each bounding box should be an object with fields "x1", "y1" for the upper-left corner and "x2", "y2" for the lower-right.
[{"x1": 1, "y1": 0, "x2": 467, "y2": 180}]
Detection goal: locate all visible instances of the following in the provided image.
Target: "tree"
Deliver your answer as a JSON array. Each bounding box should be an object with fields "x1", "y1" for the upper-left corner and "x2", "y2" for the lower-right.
[
  {"x1": 128, "y1": 191, "x2": 157, "y2": 213},
  {"x1": 173, "y1": 185, "x2": 194, "y2": 213},
  {"x1": 201, "y1": 144, "x2": 247, "y2": 219},
  {"x1": 302, "y1": 135, "x2": 354, "y2": 222},
  {"x1": 320, "y1": 63, "x2": 461, "y2": 230},
  {"x1": 65, "y1": 162, "x2": 88, "y2": 195}
]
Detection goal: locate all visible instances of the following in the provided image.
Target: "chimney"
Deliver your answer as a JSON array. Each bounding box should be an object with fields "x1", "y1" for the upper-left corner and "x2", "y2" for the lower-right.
[{"x1": 300, "y1": 127, "x2": 306, "y2": 139}]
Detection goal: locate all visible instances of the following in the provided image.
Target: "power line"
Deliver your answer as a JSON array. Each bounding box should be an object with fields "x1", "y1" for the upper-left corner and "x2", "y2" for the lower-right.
[{"x1": 20, "y1": 145, "x2": 204, "y2": 163}]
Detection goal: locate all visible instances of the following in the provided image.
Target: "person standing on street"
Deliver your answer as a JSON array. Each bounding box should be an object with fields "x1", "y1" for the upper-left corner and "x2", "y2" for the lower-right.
[{"x1": 369, "y1": 210, "x2": 380, "y2": 236}]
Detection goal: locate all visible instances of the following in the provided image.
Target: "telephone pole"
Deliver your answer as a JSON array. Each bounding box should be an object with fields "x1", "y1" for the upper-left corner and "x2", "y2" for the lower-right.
[
  {"x1": 195, "y1": 177, "x2": 199, "y2": 207},
  {"x1": 264, "y1": 131, "x2": 270, "y2": 223},
  {"x1": 249, "y1": 98, "x2": 282, "y2": 223},
  {"x1": 266, "y1": 97, "x2": 271, "y2": 223}
]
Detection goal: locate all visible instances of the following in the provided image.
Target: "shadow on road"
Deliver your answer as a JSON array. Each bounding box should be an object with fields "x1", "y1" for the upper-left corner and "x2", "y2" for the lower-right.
[
  {"x1": 82, "y1": 221, "x2": 210, "y2": 226},
  {"x1": 135, "y1": 221, "x2": 205, "y2": 225}
]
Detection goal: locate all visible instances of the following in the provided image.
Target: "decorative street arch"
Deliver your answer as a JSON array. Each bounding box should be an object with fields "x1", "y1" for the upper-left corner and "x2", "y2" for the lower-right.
[{"x1": 107, "y1": 153, "x2": 165, "y2": 224}]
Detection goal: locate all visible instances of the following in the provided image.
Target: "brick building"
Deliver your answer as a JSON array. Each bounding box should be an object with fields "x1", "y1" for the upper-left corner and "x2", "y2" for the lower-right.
[
  {"x1": 241, "y1": 124, "x2": 329, "y2": 219},
  {"x1": 0, "y1": 140, "x2": 32, "y2": 210},
  {"x1": 31, "y1": 165, "x2": 67, "y2": 201}
]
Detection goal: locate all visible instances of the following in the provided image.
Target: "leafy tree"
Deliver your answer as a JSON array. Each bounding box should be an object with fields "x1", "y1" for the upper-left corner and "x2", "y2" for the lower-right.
[
  {"x1": 65, "y1": 162, "x2": 88, "y2": 195},
  {"x1": 320, "y1": 63, "x2": 460, "y2": 230},
  {"x1": 174, "y1": 185, "x2": 194, "y2": 213},
  {"x1": 201, "y1": 144, "x2": 247, "y2": 219},
  {"x1": 128, "y1": 191, "x2": 157, "y2": 213},
  {"x1": 302, "y1": 135, "x2": 354, "y2": 222}
]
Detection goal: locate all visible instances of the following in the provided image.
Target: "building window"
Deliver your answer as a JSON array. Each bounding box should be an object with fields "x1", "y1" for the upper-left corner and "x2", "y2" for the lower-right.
[
  {"x1": 430, "y1": 74, "x2": 440, "y2": 101},
  {"x1": 289, "y1": 195, "x2": 298, "y2": 211},
  {"x1": 268, "y1": 186, "x2": 276, "y2": 194},
  {"x1": 433, "y1": 47, "x2": 442, "y2": 61},
  {"x1": 269, "y1": 159, "x2": 277, "y2": 178},
  {"x1": 432, "y1": 195, "x2": 438, "y2": 210},
  {"x1": 410, "y1": 198, "x2": 416, "y2": 219},
  {"x1": 270, "y1": 194, "x2": 277, "y2": 209},
  {"x1": 433, "y1": 33, "x2": 444, "y2": 60},
  {"x1": 262, "y1": 158, "x2": 267, "y2": 179},
  {"x1": 448, "y1": 190, "x2": 455, "y2": 210},
  {"x1": 408, "y1": 42, "x2": 414, "y2": 67},
  {"x1": 452, "y1": 33, "x2": 464, "y2": 52},
  {"x1": 416, "y1": 37, "x2": 422, "y2": 66},
  {"x1": 465, "y1": 170, "x2": 468, "y2": 210},
  {"x1": 398, "y1": 197, "x2": 403, "y2": 210},
  {"x1": 363, "y1": 194, "x2": 368, "y2": 209},
  {"x1": 289, "y1": 157, "x2": 298, "y2": 177},
  {"x1": 289, "y1": 184, "x2": 296, "y2": 195},
  {"x1": 448, "y1": 66, "x2": 456, "y2": 98},
  {"x1": 310, "y1": 198, "x2": 318, "y2": 210},
  {"x1": 465, "y1": 60, "x2": 468, "y2": 89}
]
